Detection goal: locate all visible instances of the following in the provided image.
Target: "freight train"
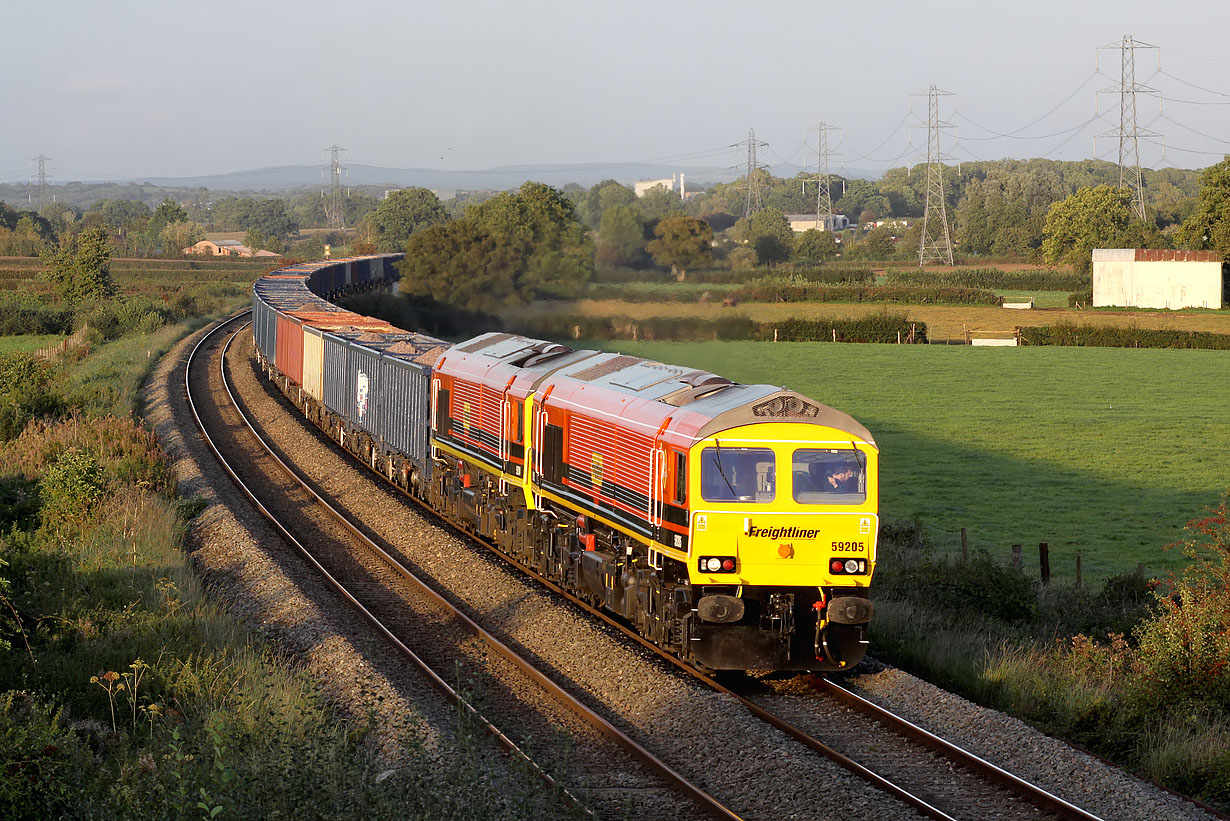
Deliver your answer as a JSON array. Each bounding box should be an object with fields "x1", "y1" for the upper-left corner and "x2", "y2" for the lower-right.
[{"x1": 251, "y1": 254, "x2": 878, "y2": 671}]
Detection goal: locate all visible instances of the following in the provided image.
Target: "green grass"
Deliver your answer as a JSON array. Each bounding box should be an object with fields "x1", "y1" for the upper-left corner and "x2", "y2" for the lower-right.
[
  {"x1": 589, "y1": 340, "x2": 1230, "y2": 582},
  {"x1": 0, "y1": 334, "x2": 65, "y2": 354},
  {"x1": 995, "y1": 289, "x2": 1069, "y2": 308}
]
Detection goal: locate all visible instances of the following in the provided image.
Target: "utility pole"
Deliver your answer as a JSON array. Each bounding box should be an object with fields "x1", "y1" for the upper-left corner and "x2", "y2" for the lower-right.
[
  {"x1": 1096, "y1": 35, "x2": 1160, "y2": 222},
  {"x1": 733, "y1": 128, "x2": 768, "y2": 218},
  {"x1": 30, "y1": 155, "x2": 51, "y2": 209},
  {"x1": 915, "y1": 86, "x2": 956, "y2": 266},
  {"x1": 323, "y1": 145, "x2": 346, "y2": 229},
  {"x1": 812, "y1": 123, "x2": 840, "y2": 230}
]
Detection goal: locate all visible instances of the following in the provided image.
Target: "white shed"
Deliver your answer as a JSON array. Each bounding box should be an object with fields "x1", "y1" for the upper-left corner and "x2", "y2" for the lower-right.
[{"x1": 1092, "y1": 249, "x2": 1227, "y2": 310}]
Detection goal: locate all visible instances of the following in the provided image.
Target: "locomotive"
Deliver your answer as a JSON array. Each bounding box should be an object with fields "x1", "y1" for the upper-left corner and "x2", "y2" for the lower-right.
[{"x1": 252, "y1": 254, "x2": 878, "y2": 671}]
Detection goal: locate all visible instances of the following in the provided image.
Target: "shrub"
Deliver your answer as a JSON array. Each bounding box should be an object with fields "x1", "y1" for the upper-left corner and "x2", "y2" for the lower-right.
[
  {"x1": 38, "y1": 449, "x2": 107, "y2": 524},
  {"x1": 1068, "y1": 288, "x2": 1094, "y2": 308},
  {"x1": 1133, "y1": 496, "x2": 1230, "y2": 705},
  {"x1": 885, "y1": 267, "x2": 1090, "y2": 291},
  {"x1": 1021, "y1": 322, "x2": 1230, "y2": 350},
  {"x1": 505, "y1": 312, "x2": 928, "y2": 344},
  {"x1": 731, "y1": 282, "x2": 1001, "y2": 306}
]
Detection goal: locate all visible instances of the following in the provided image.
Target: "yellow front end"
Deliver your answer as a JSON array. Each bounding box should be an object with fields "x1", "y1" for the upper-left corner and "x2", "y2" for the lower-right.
[{"x1": 687, "y1": 423, "x2": 878, "y2": 588}]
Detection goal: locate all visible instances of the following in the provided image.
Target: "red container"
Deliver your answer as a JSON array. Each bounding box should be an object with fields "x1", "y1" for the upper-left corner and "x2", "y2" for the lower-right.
[{"x1": 275, "y1": 314, "x2": 305, "y2": 386}]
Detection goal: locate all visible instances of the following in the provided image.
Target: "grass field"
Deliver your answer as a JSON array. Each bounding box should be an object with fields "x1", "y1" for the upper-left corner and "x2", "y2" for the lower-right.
[
  {"x1": 553, "y1": 298, "x2": 1230, "y2": 342},
  {"x1": 0, "y1": 333, "x2": 64, "y2": 354},
  {"x1": 589, "y1": 340, "x2": 1230, "y2": 582}
]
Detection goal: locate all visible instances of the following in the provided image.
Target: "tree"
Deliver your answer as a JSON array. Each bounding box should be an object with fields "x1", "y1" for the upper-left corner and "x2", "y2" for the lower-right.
[
  {"x1": 161, "y1": 220, "x2": 204, "y2": 255},
  {"x1": 732, "y1": 208, "x2": 794, "y2": 266},
  {"x1": 794, "y1": 229, "x2": 839, "y2": 263},
  {"x1": 582, "y1": 179, "x2": 636, "y2": 228},
  {"x1": 634, "y1": 185, "x2": 684, "y2": 224},
  {"x1": 401, "y1": 182, "x2": 592, "y2": 312},
  {"x1": 40, "y1": 227, "x2": 116, "y2": 304},
  {"x1": 0, "y1": 217, "x2": 48, "y2": 256},
  {"x1": 647, "y1": 216, "x2": 712, "y2": 279},
  {"x1": 1175, "y1": 155, "x2": 1230, "y2": 256},
  {"x1": 374, "y1": 188, "x2": 447, "y2": 251},
  {"x1": 1042, "y1": 186, "x2": 1142, "y2": 273},
  {"x1": 596, "y1": 204, "x2": 644, "y2": 265},
  {"x1": 855, "y1": 225, "x2": 897, "y2": 260}
]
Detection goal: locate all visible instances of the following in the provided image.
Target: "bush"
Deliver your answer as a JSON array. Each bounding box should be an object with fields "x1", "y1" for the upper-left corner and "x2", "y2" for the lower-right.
[
  {"x1": 1021, "y1": 322, "x2": 1230, "y2": 350},
  {"x1": 38, "y1": 449, "x2": 107, "y2": 524},
  {"x1": 1068, "y1": 288, "x2": 1094, "y2": 308},
  {"x1": 1133, "y1": 496, "x2": 1230, "y2": 706},
  {"x1": 505, "y1": 312, "x2": 928, "y2": 344},
  {"x1": 731, "y1": 282, "x2": 1001, "y2": 306},
  {"x1": 885, "y1": 267, "x2": 1090, "y2": 291}
]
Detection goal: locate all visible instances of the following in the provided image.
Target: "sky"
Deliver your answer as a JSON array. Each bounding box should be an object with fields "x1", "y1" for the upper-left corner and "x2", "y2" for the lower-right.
[{"x1": 1, "y1": 0, "x2": 1228, "y2": 185}]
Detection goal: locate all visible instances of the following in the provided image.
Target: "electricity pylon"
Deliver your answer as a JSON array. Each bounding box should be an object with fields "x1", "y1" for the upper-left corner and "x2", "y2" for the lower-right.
[{"x1": 1096, "y1": 35, "x2": 1161, "y2": 222}]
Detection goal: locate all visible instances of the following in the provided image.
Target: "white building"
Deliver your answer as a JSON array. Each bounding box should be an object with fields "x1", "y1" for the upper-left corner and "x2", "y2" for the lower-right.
[
  {"x1": 785, "y1": 214, "x2": 850, "y2": 233},
  {"x1": 1092, "y1": 249, "x2": 1227, "y2": 309},
  {"x1": 634, "y1": 172, "x2": 686, "y2": 198}
]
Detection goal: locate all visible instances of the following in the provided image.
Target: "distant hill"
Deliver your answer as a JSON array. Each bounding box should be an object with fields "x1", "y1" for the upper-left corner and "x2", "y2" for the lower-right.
[{"x1": 92, "y1": 161, "x2": 880, "y2": 193}]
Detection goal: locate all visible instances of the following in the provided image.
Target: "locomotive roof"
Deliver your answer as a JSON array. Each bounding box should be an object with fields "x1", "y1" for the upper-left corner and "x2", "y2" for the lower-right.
[{"x1": 440, "y1": 335, "x2": 875, "y2": 445}]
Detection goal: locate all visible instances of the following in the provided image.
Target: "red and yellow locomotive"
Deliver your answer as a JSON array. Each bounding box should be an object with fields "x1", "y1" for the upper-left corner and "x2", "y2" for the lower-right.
[{"x1": 252, "y1": 256, "x2": 878, "y2": 672}]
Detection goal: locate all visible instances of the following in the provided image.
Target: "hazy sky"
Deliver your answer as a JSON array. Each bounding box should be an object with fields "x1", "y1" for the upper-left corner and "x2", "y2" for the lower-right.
[{"x1": 2, "y1": 0, "x2": 1227, "y2": 184}]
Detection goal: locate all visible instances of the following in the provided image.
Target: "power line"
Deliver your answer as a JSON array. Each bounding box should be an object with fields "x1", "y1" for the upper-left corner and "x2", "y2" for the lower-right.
[
  {"x1": 914, "y1": 86, "x2": 955, "y2": 266},
  {"x1": 1096, "y1": 35, "x2": 1160, "y2": 221},
  {"x1": 732, "y1": 128, "x2": 768, "y2": 218},
  {"x1": 30, "y1": 155, "x2": 52, "y2": 209},
  {"x1": 323, "y1": 145, "x2": 346, "y2": 230}
]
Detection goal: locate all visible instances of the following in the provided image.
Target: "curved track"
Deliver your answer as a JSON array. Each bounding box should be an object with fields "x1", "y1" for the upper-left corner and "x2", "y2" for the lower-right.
[
  {"x1": 190, "y1": 311, "x2": 1106, "y2": 820},
  {"x1": 187, "y1": 313, "x2": 740, "y2": 821}
]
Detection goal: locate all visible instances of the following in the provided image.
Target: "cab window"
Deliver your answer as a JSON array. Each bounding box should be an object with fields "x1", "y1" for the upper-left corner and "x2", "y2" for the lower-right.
[
  {"x1": 700, "y1": 447, "x2": 775, "y2": 503},
  {"x1": 792, "y1": 449, "x2": 866, "y2": 504}
]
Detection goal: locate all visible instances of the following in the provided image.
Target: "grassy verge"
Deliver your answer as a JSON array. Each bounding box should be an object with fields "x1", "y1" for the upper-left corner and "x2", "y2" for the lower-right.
[
  {"x1": 0, "y1": 322, "x2": 576, "y2": 819},
  {"x1": 870, "y1": 511, "x2": 1230, "y2": 810}
]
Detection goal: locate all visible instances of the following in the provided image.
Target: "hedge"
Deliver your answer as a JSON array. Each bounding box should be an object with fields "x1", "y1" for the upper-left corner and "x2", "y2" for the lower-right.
[
  {"x1": 730, "y1": 283, "x2": 1002, "y2": 306},
  {"x1": 1068, "y1": 289, "x2": 1094, "y2": 308},
  {"x1": 1019, "y1": 322, "x2": 1230, "y2": 349},
  {"x1": 884, "y1": 267, "x2": 1090, "y2": 291},
  {"x1": 506, "y1": 312, "x2": 927, "y2": 344}
]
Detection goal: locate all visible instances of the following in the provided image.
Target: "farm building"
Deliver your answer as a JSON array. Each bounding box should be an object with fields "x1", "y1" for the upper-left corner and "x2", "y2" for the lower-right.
[
  {"x1": 184, "y1": 239, "x2": 281, "y2": 258},
  {"x1": 1092, "y1": 249, "x2": 1228, "y2": 310}
]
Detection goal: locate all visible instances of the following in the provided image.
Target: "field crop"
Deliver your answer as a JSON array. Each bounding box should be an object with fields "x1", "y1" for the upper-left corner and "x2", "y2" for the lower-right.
[{"x1": 592, "y1": 340, "x2": 1230, "y2": 583}]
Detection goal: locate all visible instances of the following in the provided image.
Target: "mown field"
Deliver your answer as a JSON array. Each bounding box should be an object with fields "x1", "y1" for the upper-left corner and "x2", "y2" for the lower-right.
[
  {"x1": 587, "y1": 339, "x2": 1230, "y2": 583},
  {"x1": 0, "y1": 333, "x2": 64, "y2": 355}
]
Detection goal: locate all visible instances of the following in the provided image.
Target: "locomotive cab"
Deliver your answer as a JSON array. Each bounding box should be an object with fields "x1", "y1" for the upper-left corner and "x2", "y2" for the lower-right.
[{"x1": 683, "y1": 421, "x2": 878, "y2": 671}]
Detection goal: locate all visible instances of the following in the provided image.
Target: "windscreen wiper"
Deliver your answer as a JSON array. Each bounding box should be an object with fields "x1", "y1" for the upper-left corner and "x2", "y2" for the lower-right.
[{"x1": 713, "y1": 439, "x2": 738, "y2": 497}]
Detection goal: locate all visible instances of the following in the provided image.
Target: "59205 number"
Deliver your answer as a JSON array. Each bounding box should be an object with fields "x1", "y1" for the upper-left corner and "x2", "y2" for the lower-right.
[{"x1": 831, "y1": 541, "x2": 865, "y2": 552}]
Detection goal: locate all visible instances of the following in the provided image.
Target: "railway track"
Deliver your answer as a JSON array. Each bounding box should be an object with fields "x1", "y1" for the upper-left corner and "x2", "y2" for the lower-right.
[
  {"x1": 186, "y1": 312, "x2": 734, "y2": 820},
  {"x1": 187, "y1": 312, "x2": 1107, "y2": 820}
]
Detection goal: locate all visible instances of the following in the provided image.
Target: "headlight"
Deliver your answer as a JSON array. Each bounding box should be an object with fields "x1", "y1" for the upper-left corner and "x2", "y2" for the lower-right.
[{"x1": 844, "y1": 559, "x2": 860, "y2": 574}]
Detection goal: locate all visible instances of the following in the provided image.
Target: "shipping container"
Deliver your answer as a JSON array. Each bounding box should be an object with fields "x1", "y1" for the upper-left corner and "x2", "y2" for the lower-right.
[
  {"x1": 303, "y1": 326, "x2": 324, "y2": 401},
  {"x1": 251, "y1": 293, "x2": 277, "y2": 364},
  {"x1": 275, "y1": 314, "x2": 305, "y2": 386}
]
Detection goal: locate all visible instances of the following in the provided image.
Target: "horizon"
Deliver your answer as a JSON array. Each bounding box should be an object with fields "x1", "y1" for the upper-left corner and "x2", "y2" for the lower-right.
[{"x1": 2, "y1": 0, "x2": 1228, "y2": 186}]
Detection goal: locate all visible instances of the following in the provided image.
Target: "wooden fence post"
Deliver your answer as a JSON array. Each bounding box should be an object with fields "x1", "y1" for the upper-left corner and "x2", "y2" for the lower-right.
[
  {"x1": 913, "y1": 516, "x2": 922, "y2": 549},
  {"x1": 1076, "y1": 552, "x2": 1082, "y2": 588},
  {"x1": 960, "y1": 527, "x2": 968, "y2": 562},
  {"x1": 1011, "y1": 544, "x2": 1022, "y2": 569},
  {"x1": 1039, "y1": 542, "x2": 1050, "y2": 585}
]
